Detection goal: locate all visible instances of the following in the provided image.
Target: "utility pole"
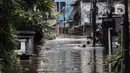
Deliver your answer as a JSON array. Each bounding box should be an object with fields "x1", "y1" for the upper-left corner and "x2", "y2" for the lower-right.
[
  {"x1": 63, "y1": 6, "x2": 66, "y2": 34},
  {"x1": 123, "y1": 0, "x2": 130, "y2": 73},
  {"x1": 92, "y1": 0, "x2": 96, "y2": 47},
  {"x1": 92, "y1": 0, "x2": 96, "y2": 73},
  {"x1": 107, "y1": 0, "x2": 113, "y2": 72}
]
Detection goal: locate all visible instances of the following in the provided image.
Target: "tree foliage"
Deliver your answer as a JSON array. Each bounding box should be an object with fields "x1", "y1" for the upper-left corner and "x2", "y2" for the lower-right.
[
  {"x1": 0, "y1": 25, "x2": 18, "y2": 70},
  {"x1": 0, "y1": 0, "x2": 54, "y2": 71}
]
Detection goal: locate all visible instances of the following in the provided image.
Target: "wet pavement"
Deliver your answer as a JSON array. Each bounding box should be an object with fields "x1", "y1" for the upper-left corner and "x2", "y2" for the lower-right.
[{"x1": 9, "y1": 37, "x2": 106, "y2": 73}]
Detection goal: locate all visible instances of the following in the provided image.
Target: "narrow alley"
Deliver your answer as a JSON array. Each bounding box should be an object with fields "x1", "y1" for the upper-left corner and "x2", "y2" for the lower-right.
[
  {"x1": 0, "y1": 0, "x2": 129, "y2": 73},
  {"x1": 14, "y1": 36, "x2": 105, "y2": 73}
]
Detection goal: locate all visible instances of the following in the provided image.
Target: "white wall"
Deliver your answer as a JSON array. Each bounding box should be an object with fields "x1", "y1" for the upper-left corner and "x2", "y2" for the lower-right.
[
  {"x1": 14, "y1": 39, "x2": 26, "y2": 55},
  {"x1": 81, "y1": 2, "x2": 107, "y2": 25},
  {"x1": 20, "y1": 39, "x2": 26, "y2": 54},
  {"x1": 28, "y1": 38, "x2": 33, "y2": 55}
]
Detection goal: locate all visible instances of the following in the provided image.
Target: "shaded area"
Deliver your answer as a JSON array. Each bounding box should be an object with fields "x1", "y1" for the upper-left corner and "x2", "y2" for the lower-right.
[
  {"x1": 4, "y1": 55, "x2": 39, "y2": 73},
  {"x1": 19, "y1": 55, "x2": 39, "y2": 73}
]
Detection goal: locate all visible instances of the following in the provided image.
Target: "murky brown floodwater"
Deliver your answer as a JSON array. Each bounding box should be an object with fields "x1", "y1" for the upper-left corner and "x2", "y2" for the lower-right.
[
  {"x1": 6, "y1": 37, "x2": 107, "y2": 73},
  {"x1": 4, "y1": 54, "x2": 40, "y2": 73},
  {"x1": 19, "y1": 55, "x2": 39, "y2": 73}
]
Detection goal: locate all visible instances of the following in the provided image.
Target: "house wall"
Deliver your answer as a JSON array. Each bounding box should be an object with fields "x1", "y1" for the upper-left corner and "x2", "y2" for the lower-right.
[
  {"x1": 21, "y1": 40, "x2": 26, "y2": 53},
  {"x1": 81, "y1": 2, "x2": 106, "y2": 25},
  {"x1": 56, "y1": 0, "x2": 122, "y2": 35},
  {"x1": 55, "y1": 0, "x2": 72, "y2": 22},
  {"x1": 27, "y1": 38, "x2": 33, "y2": 55},
  {"x1": 55, "y1": 0, "x2": 73, "y2": 34},
  {"x1": 75, "y1": 1, "x2": 122, "y2": 35},
  {"x1": 80, "y1": 2, "x2": 107, "y2": 35}
]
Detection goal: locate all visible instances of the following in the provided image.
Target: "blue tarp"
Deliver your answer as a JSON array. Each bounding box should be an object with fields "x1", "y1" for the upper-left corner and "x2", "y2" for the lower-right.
[
  {"x1": 56, "y1": 15, "x2": 63, "y2": 23},
  {"x1": 56, "y1": 7, "x2": 73, "y2": 22}
]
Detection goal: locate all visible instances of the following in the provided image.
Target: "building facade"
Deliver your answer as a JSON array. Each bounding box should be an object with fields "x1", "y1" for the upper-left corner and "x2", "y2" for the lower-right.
[
  {"x1": 68, "y1": 0, "x2": 121, "y2": 36},
  {"x1": 55, "y1": 0, "x2": 73, "y2": 35}
]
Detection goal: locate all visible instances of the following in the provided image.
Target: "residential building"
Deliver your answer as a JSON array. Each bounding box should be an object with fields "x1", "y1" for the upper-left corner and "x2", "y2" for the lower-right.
[
  {"x1": 68, "y1": 0, "x2": 122, "y2": 36},
  {"x1": 68, "y1": 0, "x2": 82, "y2": 35},
  {"x1": 55, "y1": 0, "x2": 73, "y2": 35}
]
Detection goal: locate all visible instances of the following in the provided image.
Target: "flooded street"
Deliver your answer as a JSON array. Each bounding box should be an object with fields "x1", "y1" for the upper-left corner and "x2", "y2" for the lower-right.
[
  {"x1": 13, "y1": 36, "x2": 105, "y2": 73},
  {"x1": 0, "y1": 0, "x2": 127, "y2": 72}
]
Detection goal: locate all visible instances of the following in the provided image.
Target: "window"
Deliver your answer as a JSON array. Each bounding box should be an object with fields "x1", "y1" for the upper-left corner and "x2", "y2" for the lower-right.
[
  {"x1": 60, "y1": 2, "x2": 65, "y2": 10},
  {"x1": 56, "y1": 2, "x2": 65, "y2": 12},
  {"x1": 56, "y1": 2, "x2": 59, "y2": 12}
]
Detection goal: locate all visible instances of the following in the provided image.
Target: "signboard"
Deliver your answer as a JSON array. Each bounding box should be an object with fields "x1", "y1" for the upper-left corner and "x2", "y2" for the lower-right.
[{"x1": 115, "y1": 4, "x2": 125, "y2": 15}]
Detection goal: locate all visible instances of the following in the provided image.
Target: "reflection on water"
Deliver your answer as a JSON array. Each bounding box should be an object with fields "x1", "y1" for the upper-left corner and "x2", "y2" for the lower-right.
[
  {"x1": 6, "y1": 38, "x2": 106, "y2": 73},
  {"x1": 5, "y1": 55, "x2": 40, "y2": 73},
  {"x1": 19, "y1": 55, "x2": 39, "y2": 73}
]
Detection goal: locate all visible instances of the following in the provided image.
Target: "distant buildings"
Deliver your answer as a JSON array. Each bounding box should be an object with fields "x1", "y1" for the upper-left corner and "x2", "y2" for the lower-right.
[
  {"x1": 55, "y1": 0, "x2": 122, "y2": 36},
  {"x1": 55, "y1": 0, "x2": 73, "y2": 34}
]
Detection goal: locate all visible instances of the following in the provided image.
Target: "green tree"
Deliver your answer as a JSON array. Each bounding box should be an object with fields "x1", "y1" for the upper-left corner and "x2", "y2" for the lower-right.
[{"x1": 0, "y1": 0, "x2": 54, "y2": 72}]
